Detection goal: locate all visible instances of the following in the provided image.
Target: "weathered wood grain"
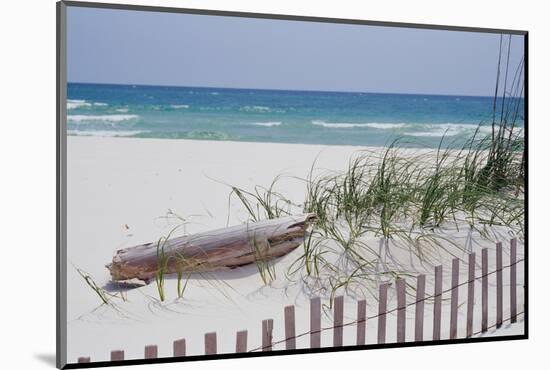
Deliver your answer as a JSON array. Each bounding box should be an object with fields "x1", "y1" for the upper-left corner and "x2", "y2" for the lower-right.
[
  {"x1": 262, "y1": 319, "x2": 274, "y2": 351},
  {"x1": 377, "y1": 283, "x2": 388, "y2": 344},
  {"x1": 510, "y1": 238, "x2": 517, "y2": 323},
  {"x1": 356, "y1": 300, "x2": 367, "y2": 345},
  {"x1": 450, "y1": 258, "x2": 459, "y2": 339},
  {"x1": 333, "y1": 296, "x2": 344, "y2": 347},
  {"x1": 482, "y1": 248, "x2": 488, "y2": 332},
  {"x1": 310, "y1": 297, "x2": 321, "y2": 348},
  {"x1": 205, "y1": 332, "x2": 217, "y2": 355},
  {"x1": 236, "y1": 330, "x2": 248, "y2": 353},
  {"x1": 396, "y1": 279, "x2": 406, "y2": 343},
  {"x1": 173, "y1": 339, "x2": 186, "y2": 357},
  {"x1": 414, "y1": 274, "x2": 426, "y2": 342},
  {"x1": 433, "y1": 265, "x2": 443, "y2": 341},
  {"x1": 466, "y1": 253, "x2": 475, "y2": 337},
  {"x1": 144, "y1": 345, "x2": 157, "y2": 359},
  {"x1": 108, "y1": 214, "x2": 316, "y2": 281},
  {"x1": 110, "y1": 350, "x2": 124, "y2": 361},
  {"x1": 284, "y1": 305, "x2": 296, "y2": 350},
  {"x1": 496, "y1": 242, "x2": 503, "y2": 328}
]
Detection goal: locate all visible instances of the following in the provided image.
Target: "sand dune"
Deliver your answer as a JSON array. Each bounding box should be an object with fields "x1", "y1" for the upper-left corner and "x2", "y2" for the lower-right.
[{"x1": 66, "y1": 136, "x2": 524, "y2": 363}]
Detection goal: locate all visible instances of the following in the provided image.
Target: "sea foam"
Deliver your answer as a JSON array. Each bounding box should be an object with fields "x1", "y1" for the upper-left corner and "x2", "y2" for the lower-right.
[
  {"x1": 251, "y1": 122, "x2": 282, "y2": 127},
  {"x1": 67, "y1": 99, "x2": 91, "y2": 109},
  {"x1": 312, "y1": 120, "x2": 406, "y2": 129},
  {"x1": 311, "y1": 120, "x2": 492, "y2": 137},
  {"x1": 68, "y1": 114, "x2": 140, "y2": 123},
  {"x1": 240, "y1": 105, "x2": 271, "y2": 113},
  {"x1": 67, "y1": 100, "x2": 108, "y2": 109},
  {"x1": 404, "y1": 123, "x2": 493, "y2": 137},
  {"x1": 68, "y1": 130, "x2": 147, "y2": 137}
]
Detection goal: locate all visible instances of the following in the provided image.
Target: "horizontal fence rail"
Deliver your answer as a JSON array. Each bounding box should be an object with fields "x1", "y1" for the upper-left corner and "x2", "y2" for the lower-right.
[{"x1": 75, "y1": 239, "x2": 524, "y2": 363}]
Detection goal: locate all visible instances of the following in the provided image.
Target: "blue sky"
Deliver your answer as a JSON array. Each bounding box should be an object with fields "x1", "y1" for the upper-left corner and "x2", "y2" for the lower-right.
[{"x1": 67, "y1": 6, "x2": 524, "y2": 96}]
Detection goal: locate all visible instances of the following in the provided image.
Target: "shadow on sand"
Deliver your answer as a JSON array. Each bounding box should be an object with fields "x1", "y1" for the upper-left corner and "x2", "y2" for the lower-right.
[{"x1": 102, "y1": 262, "x2": 262, "y2": 293}]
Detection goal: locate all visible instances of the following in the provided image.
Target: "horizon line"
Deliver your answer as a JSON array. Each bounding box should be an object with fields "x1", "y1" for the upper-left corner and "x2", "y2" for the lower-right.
[{"x1": 67, "y1": 80, "x2": 517, "y2": 99}]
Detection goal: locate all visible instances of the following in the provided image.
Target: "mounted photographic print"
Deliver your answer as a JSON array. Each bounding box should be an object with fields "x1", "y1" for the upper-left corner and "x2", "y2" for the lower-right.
[{"x1": 56, "y1": 1, "x2": 527, "y2": 368}]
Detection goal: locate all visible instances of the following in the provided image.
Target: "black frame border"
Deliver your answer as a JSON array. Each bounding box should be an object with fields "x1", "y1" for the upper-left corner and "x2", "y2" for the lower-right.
[{"x1": 56, "y1": 1, "x2": 528, "y2": 369}]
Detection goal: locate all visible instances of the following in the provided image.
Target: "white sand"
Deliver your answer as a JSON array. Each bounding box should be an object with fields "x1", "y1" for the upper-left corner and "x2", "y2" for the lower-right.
[{"x1": 66, "y1": 137, "x2": 524, "y2": 363}]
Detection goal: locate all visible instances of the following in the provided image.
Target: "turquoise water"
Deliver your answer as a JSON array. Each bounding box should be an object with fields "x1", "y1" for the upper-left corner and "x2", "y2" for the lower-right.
[{"x1": 67, "y1": 83, "x2": 524, "y2": 148}]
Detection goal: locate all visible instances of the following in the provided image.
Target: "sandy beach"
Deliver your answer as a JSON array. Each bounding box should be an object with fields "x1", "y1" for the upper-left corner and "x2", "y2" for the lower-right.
[{"x1": 66, "y1": 136, "x2": 524, "y2": 362}]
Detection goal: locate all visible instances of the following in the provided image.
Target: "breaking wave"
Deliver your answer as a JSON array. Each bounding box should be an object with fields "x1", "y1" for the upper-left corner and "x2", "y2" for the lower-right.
[
  {"x1": 250, "y1": 121, "x2": 282, "y2": 127},
  {"x1": 311, "y1": 120, "x2": 407, "y2": 129},
  {"x1": 68, "y1": 114, "x2": 140, "y2": 123},
  {"x1": 67, "y1": 130, "x2": 147, "y2": 137}
]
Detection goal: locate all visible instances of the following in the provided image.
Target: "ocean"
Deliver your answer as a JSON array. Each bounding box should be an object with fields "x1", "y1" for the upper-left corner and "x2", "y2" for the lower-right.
[{"x1": 67, "y1": 83, "x2": 524, "y2": 148}]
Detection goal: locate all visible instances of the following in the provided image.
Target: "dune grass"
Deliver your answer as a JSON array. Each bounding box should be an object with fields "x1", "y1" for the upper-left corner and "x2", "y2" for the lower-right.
[
  {"x1": 250, "y1": 233, "x2": 277, "y2": 285},
  {"x1": 154, "y1": 212, "x2": 191, "y2": 302},
  {"x1": 228, "y1": 175, "x2": 294, "y2": 223},
  {"x1": 173, "y1": 35, "x2": 525, "y2": 300},
  {"x1": 226, "y1": 37, "x2": 524, "y2": 295},
  {"x1": 77, "y1": 267, "x2": 113, "y2": 305},
  {"x1": 229, "y1": 119, "x2": 524, "y2": 298}
]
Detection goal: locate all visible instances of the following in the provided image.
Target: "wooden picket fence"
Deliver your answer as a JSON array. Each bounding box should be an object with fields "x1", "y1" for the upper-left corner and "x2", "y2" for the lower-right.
[{"x1": 77, "y1": 238, "x2": 523, "y2": 363}]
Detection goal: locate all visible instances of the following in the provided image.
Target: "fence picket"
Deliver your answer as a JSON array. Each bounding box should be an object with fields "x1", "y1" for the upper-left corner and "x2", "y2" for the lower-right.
[
  {"x1": 396, "y1": 279, "x2": 406, "y2": 343},
  {"x1": 284, "y1": 305, "x2": 296, "y2": 350},
  {"x1": 310, "y1": 297, "x2": 321, "y2": 348},
  {"x1": 144, "y1": 345, "x2": 158, "y2": 359},
  {"x1": 466, "y1": 253, "x2": 476, "y2": 337},
  {"x1": 111, "y1": 350, "x2": 124, "y2": 361},
  {"x1": 510, "y1": 238, "x2": 517, "y2": 323},
  {"x1": 333, "y1": 296, "x2": 344, "y2": 347},
  {"x1": 173, "y1": 339, "x2": 186, "y2": 357},
  {"x1": 450, "y1": 258, "x2": 459, "y2": 339},
  {"x1": 482, "y1": 248, "x2": 488, "y2": 332},
  {"x1": 496, "y1": 242, "x2": 503, "y2": 328},
  {"x1": 205, "y1": 332, "x2": 217, "y2": 355},
  {"x1": 433, "y1": 265, "x2": 443, "y2": 340},
  {"x1": 357, "y1": 300, "x2": 367, "y2": 345},
  {"x1": 377, "y1": 283, "x2": 388, "y2": 344},
  {"x1": 262, "y1": 319, "x2": 274, "y2": 351},
  {"x1": 73, "y1": 238, "x2": 523, "y2": 359},
  {"x1": 414, "y1": 274, "x2": 426, "y2": 342},
  {"x1": 236, "y1": 330, "x2": 248, "y2": 353}
]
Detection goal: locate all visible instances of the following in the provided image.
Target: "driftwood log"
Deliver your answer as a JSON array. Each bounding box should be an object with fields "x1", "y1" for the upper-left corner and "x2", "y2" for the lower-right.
[{"x1": 107, "y1": 214, "x2": 316, "y2": 282}]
